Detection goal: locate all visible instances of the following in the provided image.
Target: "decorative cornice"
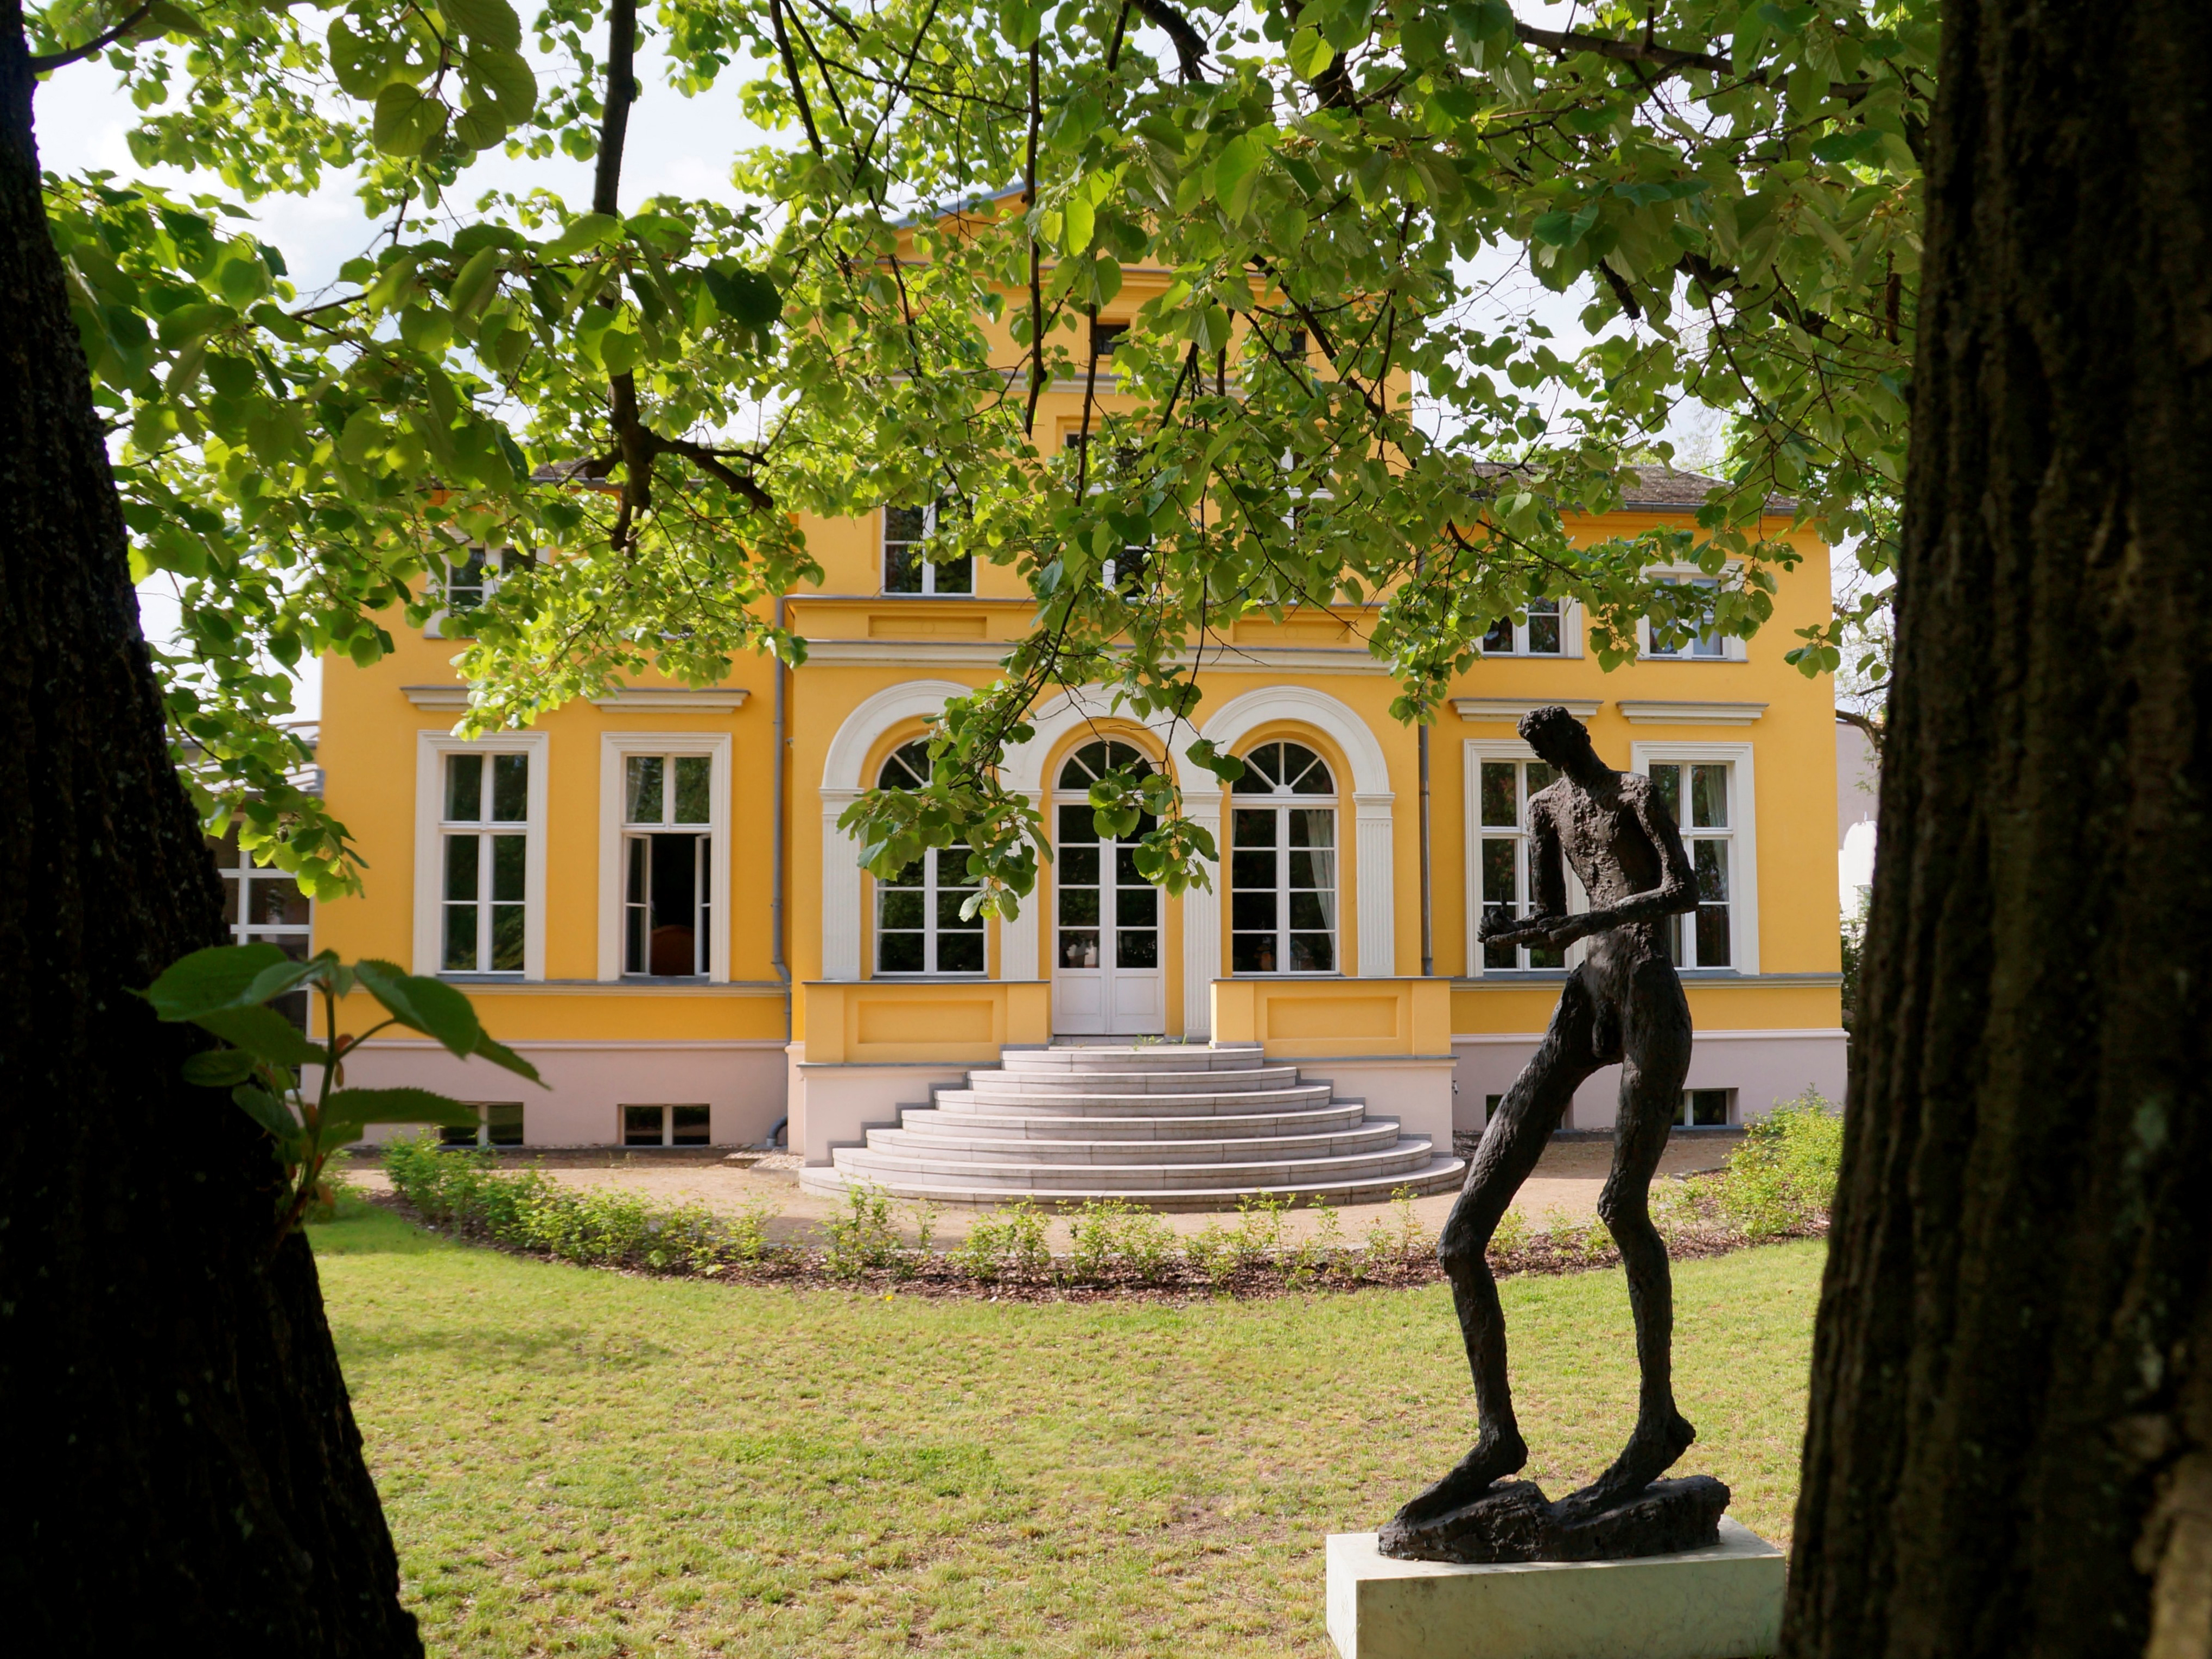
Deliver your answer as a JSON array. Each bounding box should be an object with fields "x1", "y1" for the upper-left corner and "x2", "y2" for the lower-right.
[
  {"x1": 402, "y1": 684, "x2": 469, "y2": 711},
  {"x1": 1614, "y1": 700, "x2": 1769, "y2": 725},
  {"x1": 1453, "y1": 697, "x2": 1604, "y2": 722},
  {"x1": 588, "y1": 686, "x2": 751, "y2": 713},
  {"x1": 796, "y1": 637, "x2": 1391, "y2": 675}
]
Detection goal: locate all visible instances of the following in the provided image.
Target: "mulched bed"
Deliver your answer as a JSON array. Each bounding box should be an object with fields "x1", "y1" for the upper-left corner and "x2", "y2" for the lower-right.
[{"x1": 361, "y1": 1191, "x2": 1826, "y2": 1306}]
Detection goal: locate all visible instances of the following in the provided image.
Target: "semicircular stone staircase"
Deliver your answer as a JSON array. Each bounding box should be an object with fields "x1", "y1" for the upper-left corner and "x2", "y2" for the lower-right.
[{"x1": 799, "y1": 1043, "x2": 1466, "y2": 1210}]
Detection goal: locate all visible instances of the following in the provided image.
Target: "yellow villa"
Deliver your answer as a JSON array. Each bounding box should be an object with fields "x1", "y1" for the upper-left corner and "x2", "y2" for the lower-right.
[
  {"x1": 314, "y1": 446, "x2": 1845, "y2": 1202},
  {"x1": 306, "y1": 221, "x2": 1841, "y2": 1202}
]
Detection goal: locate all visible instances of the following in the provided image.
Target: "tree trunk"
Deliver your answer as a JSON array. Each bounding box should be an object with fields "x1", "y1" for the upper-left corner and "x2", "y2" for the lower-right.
[
  {"x1": 1784, "y1": 2, "x2": 2212, "y2": 1655},
  {"x1": 0, "y1": 11, "x2": 421, "y2": 1650}
]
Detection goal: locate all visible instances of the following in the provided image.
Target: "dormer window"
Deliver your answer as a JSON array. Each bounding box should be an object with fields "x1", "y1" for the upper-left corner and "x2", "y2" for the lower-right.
[{"x1": 882, "y1": 504, "x2": 972, "y2": 595}]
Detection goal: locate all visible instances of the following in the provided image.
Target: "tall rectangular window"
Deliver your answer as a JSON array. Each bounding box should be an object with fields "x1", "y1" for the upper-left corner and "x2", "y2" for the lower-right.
[
  {"x1": 623, "y1": 754, "x2": 712, "y2": 977},
  {"x1": 1475, "y1": 759, "x2": 1565, "y2": 971},
  {"x1": 442, "y1": 752, "x2": 529, "y2": 973},
  {"x1": 1481, "y1": 598, "x2": 1565, "y2": 657},
  {"x1": 1648, "y1": 761, "x2": 1733, "y2": 967},
  {"x1": 882, "y1": 504, "x2": 971, "y2": 595},
  {"x1": 437, "y1": 548, "x2": 523, "y2": 636},
  {"x1": 210, "y1": 823, "x2": 313, "y2": 1027}
]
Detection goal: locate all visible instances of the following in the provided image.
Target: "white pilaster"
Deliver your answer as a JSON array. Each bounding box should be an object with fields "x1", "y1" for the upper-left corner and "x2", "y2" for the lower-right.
[
  {"x1": 1000, "y1": 789, "x2": 1045, "y2": 982},
  {"x1": 1183, "y1": 787, "x2": 1223, "y2": 1036},
  {"x1": 819, "y1": 786, "x2": 862, "y2": 981},
  {"x1": 1355, "y1": 791, "x2": 1396, "y2": 977}
]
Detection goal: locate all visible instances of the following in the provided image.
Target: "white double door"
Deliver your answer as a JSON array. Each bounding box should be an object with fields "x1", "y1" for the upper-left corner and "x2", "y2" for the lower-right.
[{"x1": 1050, "y1": 802, "x2": 1164, "y2": 1035}]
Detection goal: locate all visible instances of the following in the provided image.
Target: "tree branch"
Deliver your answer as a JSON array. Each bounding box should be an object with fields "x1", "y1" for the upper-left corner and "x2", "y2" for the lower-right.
[
  {"x1": 1022, "y1": 37, "x2": 1044, "y2": 437},
  {"x1": 27, "y1": 1, "x2": 157, "y2": 74},
  {"x1": 1514, "y1": 22, "x2": 1731, "y2": 77},
  {"x1": 1132, "y1": 0, "x2": 1207, "y2": 84}
]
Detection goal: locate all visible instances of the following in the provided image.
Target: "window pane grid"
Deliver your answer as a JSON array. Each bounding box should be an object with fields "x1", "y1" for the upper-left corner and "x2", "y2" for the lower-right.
[
  {"x1": 1481, "y1": 596, "x2": 1565, "y2": 657},
  {"x1": 441, "y1": 753, "x2": 530, "y2": 974},
  {"x1": 875, "y1": 742, "x2": 984, "y2": 974},
  {"x1": 1648, "y1": 761, "x2": 1733, "y2": 968},
  {"x1": 1230, "y1": 743, "x2": 1337, "y2": 974},
  {"x1": 1476, "y1": 760, "x2": 1561, "y2": 971},
  {"x1": 211, "y1": 824, "x2": 312, "y2": 1027},
  {"x1": 620, "y1": 751, "x2": 714, "y2": 978},
  {"x1": 882, "y1": 503, "x2": 972, "y2": 595}
]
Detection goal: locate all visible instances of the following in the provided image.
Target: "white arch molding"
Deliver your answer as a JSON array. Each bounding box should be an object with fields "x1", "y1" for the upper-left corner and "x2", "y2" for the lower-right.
[
  {"x1": 997, "y1": 687, "x2": 1187, "y2": 983},
  {"x1": 817, "y1": 680, "x2": 975, "y2": 982},
  {"x1": 1174, "y1": 685, "x2": 1396, "y2": 1035}
]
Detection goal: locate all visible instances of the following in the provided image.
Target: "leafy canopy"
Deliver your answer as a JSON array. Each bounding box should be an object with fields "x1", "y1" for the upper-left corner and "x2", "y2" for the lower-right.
[{"x1": 30, "y1": 0, "x2": 1927, "y2": 907}]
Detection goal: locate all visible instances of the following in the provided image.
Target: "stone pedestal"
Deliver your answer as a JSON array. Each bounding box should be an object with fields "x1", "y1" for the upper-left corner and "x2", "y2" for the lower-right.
[{"x1": 1325, "y1": 1519, "x2": 1784, "y2": 1659}]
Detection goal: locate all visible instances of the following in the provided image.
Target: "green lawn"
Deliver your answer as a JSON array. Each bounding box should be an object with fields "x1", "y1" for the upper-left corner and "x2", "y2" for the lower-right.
[{"x1": 315, "y1": 1199, "x2": 1821, "y2": 1657}]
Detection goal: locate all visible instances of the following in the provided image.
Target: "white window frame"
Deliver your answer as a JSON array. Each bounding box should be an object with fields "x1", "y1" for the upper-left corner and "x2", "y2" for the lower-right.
[
  {"x1": 1630, "y1": 740, "x2": 1759, "y2": 974},
  {"x1": 1637, "y1": 568, "x2": 1748, "y2": 663},
  {"x1": 870, "y1": 741, "x2": 988, "y2": 978},
  {"x1": 212, "y1": 825, "x2": 314, "y2": 955},
  {"x1": 412, "y1": 730, "x2": 549, "y2": 980},
  {"x1": 597, "y1": 732, "x2": 733, "y2": 983},
  {"x1": 1228, "y1": 741, "x2": 1341, "y2": 976},
  {"x1": 427, "y1": 546, "x2": 524, "y2": 639},
  {"x1": 1461, "y1": 739, "x2": 1592, "y2": 978},
  {"x1": 881, "y1": 503, "x2": 972, "y2": 596},
  {"x1": 1479, "y1": 596, "x2": 1584, "y2": 659}
]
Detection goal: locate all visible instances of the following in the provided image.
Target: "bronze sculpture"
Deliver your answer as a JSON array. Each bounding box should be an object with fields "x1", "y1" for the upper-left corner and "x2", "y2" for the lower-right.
[{"x1": 1381, "y1": 704, "x2": 1729, "y2": 1563}]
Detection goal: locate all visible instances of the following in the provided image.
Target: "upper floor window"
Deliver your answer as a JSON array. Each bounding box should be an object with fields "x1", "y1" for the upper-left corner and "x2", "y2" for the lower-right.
[
  {"x1": 874, "y1": 741, "x2": 984, "y2": 974},
  {"x1": 1230, "y1": 741, "x2": 1337, "y2": 974},
  {"x1": 434, "y1": 547, "x2": 523, "y2": 637},
  {"x1": 210, "y1": 823, "x2": 312, "y2": 1027},
  {"x1": 1649, "y1": 759, "x2": 1734, "y2": 967},
  {"x1": 1648, "y1": 577, "x2": 1728, "y2": 659},
  {"x1": 622, "y1": 754, "x2": 713, "y2": 977},
  {"x1": 1482, "y1": 596, "x2": 1565, "y2": 657},
  {"x1": 883, "y1": 504, "x2": 972, "y2": 595},
  {"x1": 1090, "y1": 321, "x2": 1128, "y2": 361},
  {"x1": 442, "y1": 752, "x2": 529, "y2": 973},
  {"x1": 1473, "y1": 758, "x2": 1566, "y2": 971}
]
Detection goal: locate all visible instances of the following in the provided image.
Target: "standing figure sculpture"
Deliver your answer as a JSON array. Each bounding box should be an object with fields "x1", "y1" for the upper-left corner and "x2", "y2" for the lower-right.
[{"x1": 1381, "y1": 705, "x2": 1728, "y2": 1563}]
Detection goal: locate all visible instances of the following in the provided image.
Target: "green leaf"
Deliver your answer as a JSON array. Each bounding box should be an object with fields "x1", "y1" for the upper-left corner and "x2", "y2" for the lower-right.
[
  {"x1": 193, "y1": 1003, "x2": 323, "y2": 1067},
  {"x1": 182, "y1": 1048, "x2": 258, "y2": 1087},
  {"x1": 232, "y1": 1084, "x2": 300, "y2": 1142},
  {"x1": 1186, "y1": 738, "x2": 1246, "y2": 783},
  {"x1": 321, "y1": 1086, "x2": 479, "y2": 1129},
  {"x1": 702, "y1": 264, "x2": 780, "y2": 329},
  {"x1": 539, "y1": 213, "x2": 620, "y2": 260},
  {"x1": 156, "y1": 302, "x2": 236, "y2": 348},
  {"x1": 1062, "y1": 193, "x2": 1095, "y2": 256},
  {"x1": 443, "y1": 0, "x2": 523, "y2": 50},
  {"x1": 469, "y1": 1029, "x2": 544, "y2": 1084},
  {"x1": 465, "y1": 44, "x2": 537, "y2": 120},
  {"x1": 142, "y1": 2, "x2": 208, "y2": 40},
  {"x1": 326, "y1": 20, "x2": 387, "y2": 99},
  {"x1": 1288, "y1": 26, "x2": 1334, "y2": 80},
  {"x1": 138, "y1": 943, "x2": 291, "y2": 1020},
  {"x1": 352, "y1": 959, "x2": 484, "y2": 1057},
  {"x1": 372, "y1": 84, "x2": 448, "y2": 158}
]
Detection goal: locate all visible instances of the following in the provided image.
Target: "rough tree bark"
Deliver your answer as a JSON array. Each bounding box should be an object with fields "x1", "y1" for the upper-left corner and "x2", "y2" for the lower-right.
[
  {"x1": 0, "y1": 8, "x2": 422, "y2": 1650},
  {"x1": 1783, "y1": 1, "x2": 2212, "y2": 1655}
]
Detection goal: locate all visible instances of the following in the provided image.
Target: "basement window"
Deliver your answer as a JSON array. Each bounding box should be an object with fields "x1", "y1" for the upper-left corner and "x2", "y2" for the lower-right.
[
  {"x1": 622, "y1": 1104, "x2": 712, "y2": 1147},
  {"x1": 1678, "y1": 1088, "x2": 1736, "y2": 1128},
  {"x1": 440, "y1": 1102, "x2": 526, "y2": 1148}
]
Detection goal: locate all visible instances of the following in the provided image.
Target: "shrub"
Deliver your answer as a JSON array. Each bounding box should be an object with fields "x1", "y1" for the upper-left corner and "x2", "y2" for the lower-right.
[
  {"x1": 822, "y1": 1183, "x2": 905, "y2": 1280},
  {"x1": 382, "y1": 1134, "x2": 779, "y2": 1273},
  {"x1": 1180, "y1": 1219, "x2": 1240, "y2": 1288},
  {"x1": 1713, "y1": 1090, "x2": 1845, "y2": 1240},
  {"x1": 1065, "y1": 1198, "x2": 1178, "y2": 1283},
  {"x1": 949, "y1": 1200, "x2": 1050, "y2": 1283},
  {"x1": 1486, "y1": 1206, "x2": 1530, "y2": 1262},
  {"x1": 1286, "y1": 1200, "x2": 1345, "y2": 1284}
]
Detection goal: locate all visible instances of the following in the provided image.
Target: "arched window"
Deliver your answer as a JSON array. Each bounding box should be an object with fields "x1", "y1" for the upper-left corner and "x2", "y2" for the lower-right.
[
  {"x1": 1230, "y1": 740, "x2": 1337, "y2": 973},
  {"x1": 1054, "y1": 740, "x2": 1158, "y2": 976},
  {"x1": 874, "y1": 742, "x2": 984, "y2": 974}
]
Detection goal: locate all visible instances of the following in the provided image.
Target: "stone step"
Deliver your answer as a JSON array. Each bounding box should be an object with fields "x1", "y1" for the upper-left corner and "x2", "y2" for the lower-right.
[
  {"x1": 1001, "y1": 1043, "x2": 1267, "y2": 1073},
  {"x1": 798, "y1": 1153, "x2": 1469, "y2": 1211},
  {"x1": 938, "y1": 1083, "x2": 1342, "y2": 1117},
  {"x1": 894, "y1": 1101, "x2": 1369, "y2": 1141},
  {"x1": 965, "y1": 1064, "x2": 1306, "y2": 1095},
  {"x1": 823, "y1": 1136, "x2": 1444, "y2": 1194},
  {"x1": 867, "y1": 1117, "x2": 1407, "y2": 1166}
]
